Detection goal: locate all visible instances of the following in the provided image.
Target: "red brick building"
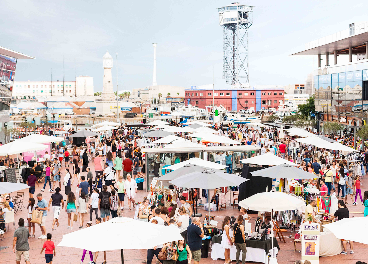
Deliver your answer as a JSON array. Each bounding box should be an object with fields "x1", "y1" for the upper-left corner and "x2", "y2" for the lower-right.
[{"x1": 185, "y1": 89, "x2": 284, "y2": 111}]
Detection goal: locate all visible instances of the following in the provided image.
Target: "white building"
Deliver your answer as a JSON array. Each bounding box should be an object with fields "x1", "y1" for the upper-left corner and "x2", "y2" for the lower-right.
[
  {"x1": 13, "y1": 76, "x2": 94, "y2": 99},
  {"x1": 131, "y1": 85, "x2": 186, "y2": 103},
  {"x1": 284, "y1": 94, "x2": 310, "y2": 107}
]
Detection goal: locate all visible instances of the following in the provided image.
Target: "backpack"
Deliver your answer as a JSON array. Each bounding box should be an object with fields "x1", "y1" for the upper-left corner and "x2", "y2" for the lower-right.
[{"x1": 101, "y1": 192, "x2": 110, "y2": 209}]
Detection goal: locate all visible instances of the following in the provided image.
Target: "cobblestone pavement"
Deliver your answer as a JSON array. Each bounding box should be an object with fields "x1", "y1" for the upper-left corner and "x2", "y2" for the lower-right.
[{"x1": 1, "y1": 160, "x2": 367, "y2": 264}]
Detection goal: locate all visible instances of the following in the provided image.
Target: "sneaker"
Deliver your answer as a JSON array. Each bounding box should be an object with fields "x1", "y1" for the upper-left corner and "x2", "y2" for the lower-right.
[
  {"x1": 38, "y1": 235, "x2": 44, "y2": 239},
  {"x1": 41, "y1": 189, "x2": 44, "y2": 192},
  {"x1": 341, "y1": 251, "x2": 347, "y2": 255},
  {"x1": 350, "y1": 250, "x2": 354, "y2": 254},
  {"x1": 50, "y1": 189, "x2": 54, "y2": 192},
  {"x1": 353, "y1": 202, "x2": 356, "y2": 206},
  {"x1": 42, "y1": 235, "x2": 47, "y2": 239}
]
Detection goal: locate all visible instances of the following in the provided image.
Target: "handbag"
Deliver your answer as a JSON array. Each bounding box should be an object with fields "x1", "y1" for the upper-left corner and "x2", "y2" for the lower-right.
[
  {"x1": 158, "y1": 248, "x2": 167, "y2": 261},
  {"x1": 73, "y1": 213, "x2": 78, "y2": 222},
  {"x1": 171, "y1": 251, "x2": 178, "y2": 261},
  {"x1": 30, "y1": 210, "x2": 43, "y2": 225}
]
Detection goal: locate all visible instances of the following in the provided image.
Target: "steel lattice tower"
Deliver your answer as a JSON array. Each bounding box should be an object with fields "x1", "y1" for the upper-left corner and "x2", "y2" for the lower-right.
[{"x1": 218, "y1": 3, "x2": 253, "y2": 87}]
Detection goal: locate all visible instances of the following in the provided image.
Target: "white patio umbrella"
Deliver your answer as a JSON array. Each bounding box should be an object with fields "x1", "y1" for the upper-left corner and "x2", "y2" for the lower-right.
[
  {"x1": 319, "y1": 142, "x2": 356, "y2": 152},
  {"x1": 194, "y1": 127, "x2": 217, "y2": 134},
  {"x1": 252, "y1": 164, "x2": 316, "y2": 179},
  {"x1": 323, "y1": 217, "x2": 368, "y2": 245},
  {"x1": 170, "y1": 169, "x2": 247, "y2": 189},
  {"x1": 286, "y1": 128, "x2": 315, "y2": 137},
  {"x1": 165, "y1": 157, "x2": 226, "y2": 171},
  {"x1": 151, "y1": 135, "x2": 181, "y2": 144},
  {"x1": 147, "y1": 120, "x2": 169, "y2": 126},
  {"x1": 0, "y1": 182, "x2": 29, "y2": 194},
  {"x1": 164, "y1": 139, "x2": 204, "y2": 150},
  {"x1": 58, "y1": 217, "x2": 183, "y2": 263},
  {"x1": 18, "y1": 134, "x2": 63, "y2": 144},
  {"x1": 0, "y1": 141, "x2": 48, "y2": 156},
  {"x1": 190, "y1": 133, "x2": 241, "y2": 145},
  {"x1": 239, "y1": 191, "x2": 306, "y2": 262},
  {"x1": 93, "y1": 125, "x2": 118, "y2": 132},
  {"x1": 143, "y1": 130, "x2": 173, "y2": 138},
  {"x1": 160, "y1": 164, "x2": 206, "y2": 181},
  {"x1": 296, "y1": 136, "x2": 330, "y2": 146},
  {"x1": 239, "y1": 191, "x2": 306, "y2": 213},
  {"x1": 241, "y1": 153, "x2": 296, "y2": 166},
  {"x1": 92, "y1": 121, "x2": 120, "y2": 128}
]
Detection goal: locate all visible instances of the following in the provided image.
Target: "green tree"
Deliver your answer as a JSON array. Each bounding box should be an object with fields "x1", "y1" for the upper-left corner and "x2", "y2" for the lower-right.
[
  {"x1": 126, "y1": 92, "x2": 130, "y2": 99},
  {"x1": 357, "y1": 125, "x2": 368, "y2": 145},
  {"x1": 323, "y1": 122, "x2": 344, "y2": 135},
  {"x1": 167, "y1": 93, "x2": 171, "y2": 97},
  {"x1": 94, "y1": 92, "x2": 101, "y2": 96},
  {"x1": 298, "y1": 96, "x2": 315, "y2": 118}
]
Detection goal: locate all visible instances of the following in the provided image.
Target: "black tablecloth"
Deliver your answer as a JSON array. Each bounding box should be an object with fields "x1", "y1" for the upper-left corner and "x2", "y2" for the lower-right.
[{"x1": 212, "y1": 236, "x2": 279, "y2": 252}]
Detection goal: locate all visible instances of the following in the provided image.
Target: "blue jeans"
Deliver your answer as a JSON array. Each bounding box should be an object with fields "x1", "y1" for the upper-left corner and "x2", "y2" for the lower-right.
[
  {"x1": 43, "y1": 176, "x2": 52, "y2": 189},
  {"x1": 226, "y1": 164, "x2": 232, "y2": 174},
  {"x1": 147, "y1": 248, "x2": 162, "y2": 264},
  {"x1": 325, "y1": 182, "x2": 332, "y2": 196},
  {"x1": 338, "y1": 184, "x2": 345, "y2": 198}
]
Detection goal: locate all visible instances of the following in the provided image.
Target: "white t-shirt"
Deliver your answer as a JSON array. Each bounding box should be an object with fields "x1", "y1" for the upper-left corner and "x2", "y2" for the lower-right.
[
  {"x1": 44, "y1": 154, "x2": 50, "y2": 161},
  {"x1": 177, "y1": 214, "x2": 190, "y2": 233},
  {"x1": 150, "y1": 216, "x2": 165, "y2": 226},
  {"x1": 90, "y1": 193, "x2": 99, "y2": 208},
  {"x1": 104, "y1": 166, "x2": 114, "y2": 180}
]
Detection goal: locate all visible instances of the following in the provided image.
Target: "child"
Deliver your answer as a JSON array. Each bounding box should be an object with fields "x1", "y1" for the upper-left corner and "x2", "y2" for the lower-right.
[
  {"x1": 96, "y1": 175, "x2": 102, "y2": 192},
  {"x1": 353, "y1": 176, "x2": 364, "y2": 205},
  {"x1": 40, "y1": 233, "x2": 56, "y2": 264},
  {"x1": 364, "y1": 191, "x2": 368, "y2": 217}
]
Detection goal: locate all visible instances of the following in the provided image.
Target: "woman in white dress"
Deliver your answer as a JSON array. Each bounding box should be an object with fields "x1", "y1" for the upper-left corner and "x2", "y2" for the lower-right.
[
  {"x1": 221, "y1": 216, "x2": 233, "y2": 264},
  {"x1": 124, "y1": 174, "x2": 137, "y2": 210}
]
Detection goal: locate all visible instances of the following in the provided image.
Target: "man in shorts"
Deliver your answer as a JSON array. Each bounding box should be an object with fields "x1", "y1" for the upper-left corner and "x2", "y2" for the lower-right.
[
  {"x1": 36, "y1": 193, "x2": 48, "y2": 239},
  {"x1": 13, "y1": 218, "x2": 30, "y2": 264},
  {"x1": 52, "y1": 158, "x2": 61, "y2": 189},
  {"x1": 99, "y1": 185, "x2": 111, "y2": 222},
  {"x1": 48, "y1": 187, "x2": 64, "y2": 230},
  {"x1": 187, "y1": 217, "x2": 204, "y2": 264}
]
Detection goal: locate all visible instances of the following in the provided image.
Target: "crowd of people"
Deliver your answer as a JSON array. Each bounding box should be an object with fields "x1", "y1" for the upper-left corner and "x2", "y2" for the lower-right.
[{"x1": 2, "y1": 121, "x2": 368, "y2": 264}]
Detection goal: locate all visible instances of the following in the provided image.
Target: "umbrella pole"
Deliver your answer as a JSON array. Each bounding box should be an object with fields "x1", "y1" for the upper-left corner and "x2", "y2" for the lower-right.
[{"x1": 121, "y1": 249, "x2": 124, "y2": 263}]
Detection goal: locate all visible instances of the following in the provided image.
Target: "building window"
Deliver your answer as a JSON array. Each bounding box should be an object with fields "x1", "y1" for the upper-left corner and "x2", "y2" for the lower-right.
[
  {"x1": 262, "y1": 92, "x2": 265, "y2": 95},
  {"x1": 252, "y1": 101, "x2": 254, "y2": 103},
  {"x1": 238, "y1": 93, "x2": 242, "y2": 96},
  {"x1": 191, "y1": 93, "x2": 193, "y2": 96},
  {"x1": 245, "y1": 100, "x2": 248, "y2": 104},
  {"x1": 208, "y1": 93, "x2": 212, "y2": 96},
  {"x1": 226, "y1": 93, "x2": 230, "y2": 96},
  {"x1": 279, "y1": 93, "x2": 283, "y2": 95},
  {"x1": 196, "y1": 101, "x2": 199, "y2": 105},
  {"x1": 200, "y1": 93, "x2": 203, "y2": 96},
  {"x1": 220, "y1": 93, "x2": 224, "y2": 96},
  {"x1": 274, "y1": 93, "x2": 277, "y2": 95},
  {"x1": 244, "y1": 93, "x2": 248, "y2": 96},
  {"x1": 250, "y1": 92, "x2": 254, "y2": 95},
  {"x1": 214, "y1": 93, "x2": 218, "y2": 96},
  {"x1": 274, "y1": 100, "x2": 277, "y2": 104},
  {"x1": 262, "y1": 100, "x2": 266, "y2": 104},
  {"x1": 41, "y1": 85, "x2": 43, "y2": 88}
]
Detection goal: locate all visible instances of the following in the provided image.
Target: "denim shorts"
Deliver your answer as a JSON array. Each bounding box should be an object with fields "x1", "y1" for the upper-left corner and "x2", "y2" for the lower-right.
[
  {"x1": 100, "y1": 208, "x2": 110, "y2": 218},
  {"x1": 29, "y1": 186, "x2": 35, "y2": 194},
  {"x1": 45, "y1": 254, "x2": 53, "y2": 263},
  {"x1": 118, "y1": 193, "x2": 125, "y2": 201},
  {"x1": 66, "y1": 208, "x2": 76, "y2": 214},
  {"x1": 53, "y1": 174, "x2": 60, "y2": 182},
  {"x1": 346, "y1": 187, "x2": 353, "y2": 195}
]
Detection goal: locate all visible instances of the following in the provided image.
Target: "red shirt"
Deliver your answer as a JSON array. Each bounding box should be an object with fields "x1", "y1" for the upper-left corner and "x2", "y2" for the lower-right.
[
  {"x1": 356, "y1": 179, "x2": 361, "y2": 189},
  {"x1": 65, "y1": 151, "x2": 70, "y2": 157},
  {"x1": 320, "y1": 184, "x2": 328, "y2": 196},
  {"x1": 42, "y1": 240, "x2": 55, "y2": 254},
  {"x1": 279, "y1": 144, "x2": 286, "y2": 153},
  {"x1": 123, "y1": 158, "x2": 133, "y2": 172}
]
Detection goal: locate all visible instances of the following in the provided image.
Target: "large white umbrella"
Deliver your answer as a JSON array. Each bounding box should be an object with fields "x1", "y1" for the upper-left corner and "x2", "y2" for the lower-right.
[
  {"x1": 160, "y1": 164, "x2": 206, "y2": 181},
  {"x1": 151, "y1": 135, "x2": 181, "y2": 144},
  {"x1": 18, "y1": 134, "x2": 63, "y2": 144},
  {"x1": 164, "y1": 139, "x2": 203, "y2": 149},
  {"x1": 286, "y1": 128, "x2": 315, "y2": 137},
  {"x1": 241, "y1": 153, "x2": 296, "y2": 166},
  {"x1": 319, "y1": 142, "x2": 356, "y2": 152},
  {"x1": 190, "y1": 133, "x2": 241, "y2": 145},
  {"x1": 58, "y1": 217, "x2": 183, "y2": 252},
  {"x1": 296, "y1": 136, "x2": 330, "y2": 146},
  {"x1": 92, "y1": 121, "x2": 120, "y2": 128},
  {"x1": 147, "y1": 120, "x2": 169, "y2": 126},
  {"x1": 194, "y1": 127, "x2": 217, "y2": 134},
  {"x1": 0, "y1": 141, "x2": 48, "y2": 156},
  {"x1": 239, "y1": 191, "x2": 306, "y2": 212},
  {"x1": 165, "y1": 157, "x2": 226, "y2": 171},
  {"x1": 0, "y1": 182, "x2": 29, "y2": 194},
  {"x1": 252, "y1": 164, "x2": 316, "y2": 179},
  {"x1": 323, "y1": 217, "x2": 368, "y2": 245},
  {"x1": 93, "y1": 125, "x2": 118, "y2": 132},
  {"x1": 170, "y1": 169, "x2": 247, "y2": 189}
]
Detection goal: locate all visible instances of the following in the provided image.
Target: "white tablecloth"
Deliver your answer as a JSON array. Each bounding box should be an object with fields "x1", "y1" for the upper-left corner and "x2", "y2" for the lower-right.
[{"x1": 211, "y1": 243, "x2": 278, "y2": 264}]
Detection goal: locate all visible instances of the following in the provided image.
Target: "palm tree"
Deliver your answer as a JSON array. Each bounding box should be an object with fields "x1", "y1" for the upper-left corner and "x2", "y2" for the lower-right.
[
  {"x1": 167, "y1": 93, "x2": 171, "y2": 97},
  {"x1": 158, "y1": 93, "x2": 162, "y2": 103},
  {"x1": 127, "y1": 92, "x2": 130, "y2": 99},
  {"x1": 94, "y1": 92, "x2": 101, "y2": 96}
]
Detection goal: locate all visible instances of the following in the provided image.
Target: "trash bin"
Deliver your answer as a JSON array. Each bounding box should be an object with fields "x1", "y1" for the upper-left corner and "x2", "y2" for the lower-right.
[{"x1": 201, "y1": 236, "x2": 211, "y2": 258}]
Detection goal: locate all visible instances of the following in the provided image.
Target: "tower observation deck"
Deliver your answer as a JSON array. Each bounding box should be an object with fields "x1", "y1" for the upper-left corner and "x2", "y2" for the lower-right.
[{"x1": 218, "y1": 3, "x2": 253, "y2": 87}]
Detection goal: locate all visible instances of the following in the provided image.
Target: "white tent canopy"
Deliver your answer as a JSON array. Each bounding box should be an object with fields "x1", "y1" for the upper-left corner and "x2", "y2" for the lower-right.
[
  {"x1": 165, "y1": 158, "x2": 226, "y2": 171},
  {"x1": 286, "y1": 128, "x2": 315, "y2": 137},
  {"x1": 92, "y1": 121, "x2": 120, "y2": 128},
  {"x1": 164, "y1": 139, "x2": 204, "y2": 149},
  {"x1": 147, "y1": 120, "x2": 169, "y2": 126},
  {"x1": 241, "y1": 153, "x2": 296, "y2": 166},
  {"x1": 93, "y1": 125, "x2": 118, "y2": 132},
  {"x1": 190, "y1": 133, "x2": 241, "y2": 145},
  {"x1": 0, "y1": 182, "x2": 29, "y2": 194}
]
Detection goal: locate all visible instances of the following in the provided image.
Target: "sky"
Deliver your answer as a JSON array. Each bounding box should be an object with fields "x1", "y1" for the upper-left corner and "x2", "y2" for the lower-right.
[{"x1": 3, "y1": 0, "x2": 368, "y2": 92}]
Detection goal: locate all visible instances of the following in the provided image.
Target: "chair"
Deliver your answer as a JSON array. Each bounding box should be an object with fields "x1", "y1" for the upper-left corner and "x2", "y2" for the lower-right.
[
  {"x1": 272, "y1": 220, "x2": 287, "y2": 243},
  {"x1": 4, "y1": 211, "x2": 15, "y2": 231},
  {"x1": 232, "y1": 191, "x2": 239, "y2": 209}
]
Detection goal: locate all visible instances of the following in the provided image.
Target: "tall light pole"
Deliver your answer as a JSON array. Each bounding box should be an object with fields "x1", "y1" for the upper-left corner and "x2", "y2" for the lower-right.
[{"x1": 116, "y1": 53, "x2": 119, "y2": 122}]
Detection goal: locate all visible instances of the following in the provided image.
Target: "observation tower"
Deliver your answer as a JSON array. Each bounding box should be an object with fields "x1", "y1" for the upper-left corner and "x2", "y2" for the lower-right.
[{"x1": 218, "y1": 3, "x2": 253, "y2": 87}]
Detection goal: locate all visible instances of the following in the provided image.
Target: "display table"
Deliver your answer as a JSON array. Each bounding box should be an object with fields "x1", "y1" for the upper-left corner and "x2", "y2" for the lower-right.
[{"x1": 211, "y1": 238, "x2": 279, "y2": 263}]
